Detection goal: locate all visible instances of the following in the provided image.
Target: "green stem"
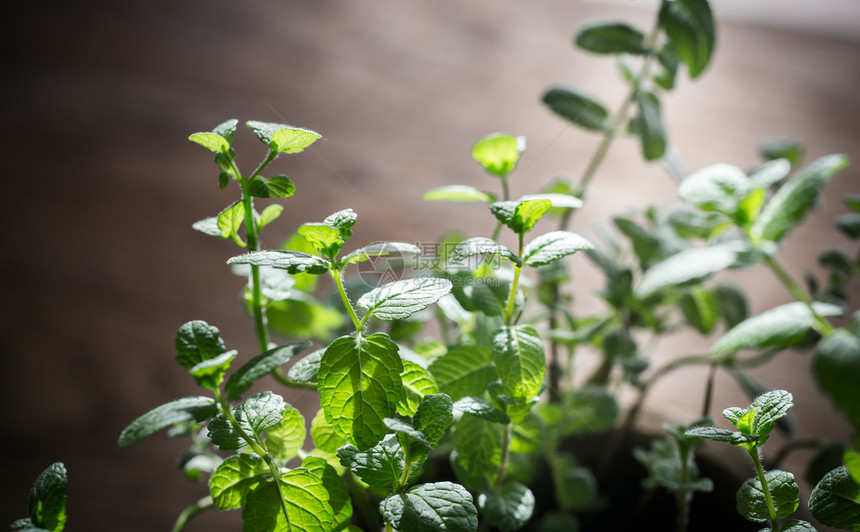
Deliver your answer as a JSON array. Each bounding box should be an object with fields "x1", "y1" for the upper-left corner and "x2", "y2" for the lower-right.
[
  {"x1": 504, "y1": 233, "x2": 525, "y2": 326},
  {"x1": 500, "y1": 174, "x2": 510, "y2": 201},
  {"x1": 761, "y1": 253, "x2": 833, "y2": 336},
  {"x1": 749, "y1": 448, "x2": 780, "y2": 530},
  {"x1": 491, "y1": 423, "x2": 512, "y2": 492},
  {"x1": 332, "y1": 267, "x2": 363, "y2": 332},
  {"x1": 270, "y1": 367, "x2": 319, "y2": 389},
  {"x1": 171, "y1": 496, "x2": 214, "y2": 532},
  {"x1": 239, "y1": 179, "x2": 270, "y2": 354}
]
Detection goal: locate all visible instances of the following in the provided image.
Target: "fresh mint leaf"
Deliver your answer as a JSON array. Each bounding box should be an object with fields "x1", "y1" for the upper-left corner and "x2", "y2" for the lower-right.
[
  {"x1": 634, "y1": 244, "x2": 738, "y2": 298},
  {"x1": 245, "y1": 121, "x2": 322, "y2": 154},
  {"x1": 523, "y1": 230, "x2": 594, "y2": 267},
  {"x1": 631, "y1": 90, "x2": 667, "y2": 161},
  {"x1": 191, "y1": 216, "x2": 221, "y2": 237},
  {"x1": 575, "y1": 20, "x2": 648, "y2": 55},
  {"x1": 248, "y1": 174, "x2": 296, "y2": 199},
  {"x1": 26, "y1": 462, "x2": 67, "y2": 532},
  {"x1": 318, "y1": 333, "x2": 403, "y2": 450},
  {"x1": 287, "y1": 348, "x2": 324, "y2": 384},
  {"x1": 814, "y1": 329, "x2": 860, "y2": 430},
  {"x1": 258, "y1": 204, "x2": 283, "y2": 230},
  {"x1": 423, "y1": 185, "x2": 497, "y2": 203},
  {"x1": 298, "y1": 223, "x2": 344, "y2": 259},
  {"x1": 357, "y1": 277, "x2": 452, "y2": 321},
  {"x1": 263, "y1": 403, "x2": 306, "y2": 461},
  {"x1": 338, "y1": 434, "x2": 405, "y2": 489},
  {"x1": 323, "y1": 208, "x2": 357, "y2": 240},
  {"x1": 189, "y1": 350, "x2": 236, "y2": 391},
  {"x1": 399, "y1": 360, "x2": 439, "y2": 416},
  {"x1": 759, "y1": 520, "x2": 817, "y2": 532},
  {"x1": 453, "y1": 397, "x2": 511, "y2": 424},
  {"x1": 542, "y1": 85, "x2": 609, "y2": 132},
  {"x1": 751, "y1": 154, "x2": 849, "y2": 243},
  {"x1": 492, "y1": 326, "x2": 545, "y2": 413},
  {"x1": 659, "y1": 0, "x2": 715, "y2": 78},
  {"x1": 736, "y1": 470, "x2": 799, "y2": 522},
  {"x1": 684, "y1": 426, "x2": 755, "y2": 445},
  {"x1": 711, "y1": 301, "x2": 843, "y2": 354},
  {"x1": 809, "y1": 465, "x2": 860, "y2": 531},
  {"x1": 715, "y1": 282, "x2": 749, "y2": 329},
  {"x1": 224, "y1": 340, "x2": 312, "y2": 401},
  {"x1": 379, "y1": 482, "x2": 478, "y2": 532},
  {"x1": 227, "y1": 250, "x2": 330, "y2": 275},
  {"x1": 242, "y1": 469, "x2": 335, "y2": 532},
  {"x1": 413, "y1": 394, "x2": 455, "y2": 448},
  {"x1": 490, "y1": 199, "x2": 552, "y2": 235},
  {"x1": 760, "y1": 137, "x2": 805, "y2": 167},
  {"x1": 341, "y1": 241, "x2": 420, "y2": 266},
  {"x1": 174, "y1": 320, "x2": 227, "y2": 373},
  {"x1": 449, "y1": 237, "x2": 521, "y2": 268},
  {"x1": 471, "y1": 133, "x2": 526, "y2": 177},
  {"x1": 301, "y1": 456, "x2": 352, "y2": 531},
  {"x1": 216, "y1": 200, "x2": 245, "y2": 243},
  {"x1": 679, "y1": 285, "x2": 718, "y2": 334},
  {"x1": 846, "y1": 451, "x2": 860, "y2": 485},
  {"x1": 747, "y1": 390, "x2": 793, "y2": 441},
  {"x1": 208, "y1": 392, "x2": 286, "y2": 451},
  {"x1": 118, "y1": 396, "x2": 217, "y2": 448},
  {"x1": 479, "y1": 481, "x2": 535, "y2": 532},
  {"x1": 429, "y1": 346, "x2": 498, "y2": 401},
  {"x1": 748, "y1": 158, "x2": 791, "y2": 190},
  {"x1": 189, "y1": 119, "x2": 237, "y2": 153},
  {"x1": 310, "y1": 408, "x2": 347, "y2": 454},
  {"x1": 453, "y1": 414, "x2": 504, "y2": 491},
  {"x1": 519, "y1": 193, "x2": 584, "y2": 210},
  {"x1": 678, "y1": 163, "x2": 750, "y2": 217},
  {"x1": 836, "y1": 213, "x2": 860, "y2": 239},
  {"x1": 209, "y1": 454, "x2": 267, "y2": 510}
]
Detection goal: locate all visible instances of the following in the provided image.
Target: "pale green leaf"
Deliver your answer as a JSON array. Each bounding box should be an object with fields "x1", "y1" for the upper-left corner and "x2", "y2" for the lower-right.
[
  {"x1": 492, "y1": 325, "x2": 545, "y2": 412},
  {"x1": 737, "y1": 470, "x2": 799, "y2": 522},
  {"x1": 217, "y1": 200, "x2": 245, "y2": 241},
  {"x1": 310, "y1": 408, "x2": 347, "y2": 454},
  {"x1": 225, "y1": 341, "x2": 312, "y2": 401},
  {"x1": 479, "y1": 481, "x2": 535, "y2": 532},
  {"x1": 209, "y1": 454, "x2": 267, "y2": 510},
  {"x1": 575, "y1": 20, "x2": 648, "y2": 55},
  {"x1": 678, "y1": 163, "x2": 750, "y2": 216},
  {"x1": 341, "y1": 242, "x2": 421, "y2": 266},
  {"x1": 471, "y1": 133, "x2": 526, "y2": 177},
  {"x1": 634, "y1": 244, "x2": 738, "y2": 298},
  {"x1": 809, "y1": 466, "x2": 860, "y2": 531},
  {"x1": 189, "y1": 132, "x2": 229, "y2": 154},
  {"x1": 428, "y1": 346, "x2": 498, "y2": 401},
  {"x1": 191, "y1": 217, "x2": 221, "y2": 237},
  {"x1": 524, "y1": 230, "x2": 594, "y2": 267},
  {"x1": 300, "y1": 456, "x2": 352, "y2": 530},
  {"x1": 519, "y1": 193, "x2": 584, "y2": 210},
  {"x1": 379, "y1": 482, "x2": 478, "y2": 532},
  {"x1": 358, "y1": 277, "x2": 452, "y2": 321},
  {"x1": 318, "y1": 333, "x2": 403, "y2": 450},
  {"x1": 423, "y1": 185, "x2": 497, "y2": 203},
  {"x1": 245, "y1": 121, "x2": 322, "y2": 154},
  {"x1": 847, "y1": 451, "x2": 860, "y2": 485},
  {"x1": 242, "y1": 469, "x2": 335, "y2": 532},
  {"x1": 658, "y1": 0, "x2": 715, "y2": 78},
  {"x1": 542, "y1": 85, "x2": 609, "y2": 131},
  {"x1": 749, "y1": 158, "x2": 791, "y2": 190},
  {"x1": 258, "y1": 204, "x2": 283, "y2": 229},
  {"x1": 399, "y1": 360, "x2": 439, "y2": 416},
  {"x1": 814, "y1": 330, "x2": 860, "y2": 430},
  {"x1": 227, "y1": 250, "x2": 330, "y2": 275},
  {"x1": 711, "y1": 302, "x2": 843, "y2": 354},
  {"x1": 298, "y1": 223, "x2": 343, "y2": 259},
  {"x1": 118, "y1": 396, "x2": 217, "y2": 448},
  {"x1": 264, "y1": 403, "x2": 306, "y2": 461}
]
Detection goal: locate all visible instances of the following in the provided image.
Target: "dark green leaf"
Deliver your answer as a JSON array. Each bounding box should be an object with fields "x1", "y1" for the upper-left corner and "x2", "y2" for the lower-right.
[
  {"x1": 715, "y1": 282, "x2": 748, "y2": 329},
  {"x1": 358, "y1": 277, "x2": 452, "y2": 321},
  {"x1": 684, "y1": 426, "x2": 754, "y2": 445},
  {"x1": 338, "y1": 434, "x2": 405, "y2": 489},
  {"x1": 631, "y1": 90, "x2": 666, "y2": 161},
  {"x1": 471, "y1": 133, "x2": 526, "y2": 177},
  {"x1": 423, "y1": 185, "x2": 497, "y2": 203},
  {"x1": 27, "y1": 462, "x2": 67, "y2": 532},
  {"x1": 379, "y1": 482, "x2": 478, "y2": 532},
  {"x1": 208, "y1": 392, "x2": 286, "y2": 451},
  {"x1": 453, "y1": 397, "x2": 511, "y2": 424},
  {"x1": 635, "y1": 244, "x2": 738, "y2": 298},
  {"x1": 752, "y1": 154, "x2": 849, "y2": 243},
  {"x1": 760, "y1": 520, "x2": 817, "y2": 532},
  {"x1": 287, "y1": 349, "x2": 324, "y2": 384},
  {"x1": 711, "y1": 302, "x2": 842, "y2": 354},
  {"x1": 836, "y1": 213, "x2": 860, "y2": 239},
  {"x1": 492, "y1": 326, "x2": 545, "y2": 411},
  {"x1": 737, "y1": 470, "x2": 799, "y2": 522},
  {"x1": 453, "y1": 414, "x2": 503, "y2": 491},
  {"x1": 242, "y1": 469, "x2": 335, "y2": 532},
  {"x1": 209, "y1": 454, "x2": 267, "y2": 510},
  {"x1": 318, "y1": 333, "x2": 403, "y2": 450},
  {"x1": 760, "y1": 137, "x2": 805, "y2": 167},
  {"x1": 814, "y1": 330, "x2": 860, "y2": 430},
  {"x1": 245, "y1": 121, "x2": 322, "y2": 154},
  {"x1": 248, "y1": 174, "x2": 296, "y2": 199},
  {"x1": 542, "y1": 85, "x2": 609, "y2": 132},
  {"x1": 809, "y1": 466, "x2": 860, "y2": 531},
  {"x1": 413, "y1": 394, "x2": 455, "y2": 448},
  {"x1": 680, "y1": 285, "x2": 718, "y2": 334},
  {"x1": 524, "y1": 231, "x2": 594, "y2": 267},
  {"x1": 844, "y1": 194, "x2": 860, "y2": 213},
  {"x1": 174, "y1": 320, "x2": 226, "y2": 373},
  {"x1": 118, "y1": 396, "x2": 217, "y2": 448},
  {"x1": 575, "y1": 20, "x2": 648, "y2": 55},
  {"x1": 479, "y1": 481, "x2": 535, "y2": 532},
  {"x1": 658, "y1": 0, "x2": 716, "y2": 78},
  {"x1": 429, "y1": 346, "x2": 497, "y2": 401},
  {"x1": 227, "y1": 250, "x2": 330, "y2": 275},
  {"x1": 225, "y1": 341, "x2": 312, "y2": 401}
]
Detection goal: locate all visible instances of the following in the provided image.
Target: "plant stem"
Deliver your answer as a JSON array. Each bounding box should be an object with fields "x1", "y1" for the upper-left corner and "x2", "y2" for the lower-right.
[
  {"x1": 239, "y1": 180, "x2": 270, "y2": 354},
  {"x1": 761, "y1": 253, "x2": 833, "y2": 336},
  {"x1": 492, "y1": 423, "x2": 512, "y2": 492},
  {"x1": 504, "y1": 233, "x2": 525, "y2": 326},
  {"x1": 749, "y1": 448, "x2": 780, "y2": 530},
  {"x1": 171, "y1": 496, "x2": 214, "y2": 532},
  {"x1": 332, "y1": 267, "x2": 362, "y2": 332}
]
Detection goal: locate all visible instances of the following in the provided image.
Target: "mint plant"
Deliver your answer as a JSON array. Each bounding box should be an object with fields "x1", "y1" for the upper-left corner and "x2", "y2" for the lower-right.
[{"x1": 9, "y1": 463, "x2": 68, "y2": 532}]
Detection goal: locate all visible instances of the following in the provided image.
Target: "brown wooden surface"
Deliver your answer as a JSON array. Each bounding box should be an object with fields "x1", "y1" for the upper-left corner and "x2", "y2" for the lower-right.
[{"x1": 2, "y1": 1, "x2": 858, "y2": 530}]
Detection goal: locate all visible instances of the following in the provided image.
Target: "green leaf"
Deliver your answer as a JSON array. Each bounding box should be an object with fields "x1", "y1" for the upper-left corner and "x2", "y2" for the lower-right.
[
  {"x1": 847, "y1": 451, "x2": 860, "y2": 485},
  {"x1": 479, "y1": 481, "x2": 535, "y2": 532},
  {"x1": 248, "y1": 174, "x2": 296, "y2": 199},
  {"x1": 453, "y1": 414, "x2": 503, "y2": 491},
  {"x1": 385, "y1": 416, "x2": 430, "y2": 450},
  {"x1": 814, "y1": 329, "x2": 860, "y2": 430},
  {"x1": 555, "y1": 385, "x2": 620, "y2": 435},
  {"x1": 227, "y1": 250, "x2": 330, "y2": 275},
  {"x1": 492, "y1": 326, "x2": 545, "y2": 413},
  {"x1": 189, "y1": 350, "x2": 236, "y2": 391},
  {"x1": 524, "y1": 230, "x2": 594, "y2": 267},
  {"x1": 27, "y1": 462, "x2": 67, "y2": 532},
  {"x1": 678, "y1": 163, "x2": 750, "y2": 216},
  {"x1": 429, "y1": 346, "x2": 498, "y2": 401},
  {"x1": 216, "y1": 200, "x2": 245, "y2": 242},
  {"x1": 379, "y1": 482, "x2": 478, "y2": 532},
  {"x1": 310, "y1": 408, "x2": 347, "y2": 454},
  {"x1": 423, "y1": 185, "x2": 497, "y2": 203},
  {"x1": 189, "y1": 132, "x2": 230, "y2": 154},
  {"x1": 809, "y1": 466, "x2": 860, "y2": 531},
  {"x1": 453, "y1": 397, "x2": 511, "y2": 424},
  {"x1": 749, "y1": 158, "x2": 792, "y2": 190},
  {"x1": 118, "y1": 396, "x2": 217, "y2": 448},
  {"x1": 634, "y1": 244, "x2": 738, "y2": 298},
  {"x1": 491, "y1": 199, "x2": 553, "y2": 235},
  {"x1": 324, "y1": 209, "x2": 357, "y2": 240},
  {"x1": 520, "y1": 193, "x2": 584, "y2": 210},
  {"x1": 631, "y1": 90, "x2": 666, "y2": 161},
  {"x1": 267, "y1": 300, "x2": 344, "y2": 342},
  {"x1": 760, "y1": 520, "x2": 817, "y2": 532},
  {"x1": 449, "y1": 237, "x2": 521, "y2": 268},
  {"x1": 737, "y1": 470, "x2": 800, "y2": 522},
  {"x1": 542, "y1": 85, "x2": 609, "y2": 131},
  {"x1": 264, "y1": 403, "x2": 306, "y2": 461},
  {"x1": 358, "y1": 277, "x2": 452, "y2": 321},
  {"x1": 715, "y1": 282, "x2": 749, "y2": 329},
  {"x1": 288, "y1": 349, "x2": 324, "y2": 384},
  {"x1": 760, "y1": 137, "x2": 805, "y2": 167},
  {"x1": 318, "y1": 333, "x2": 403, "y2": 450},
  {"x1": 245, "y1": 121, "x2": 322, "y2": 154},
  {"x1": 224, "y1": 341, "x2": 312, "y2": 401},
  {"x1": 684, "y1": 426, "x2": 755, "y2": 445},
  {"x1": 298, "y1": 223, "x2": 344, "y2": 259},
  {"x1": 300, "y1": 456, "x2": 352, "y2": 530},
  {"x1": 341, "y1": 241, "x2": 421, "y2": 266},
  {"x1": 208, "y1": 392, "x2": 286, "y2": 451},
  {"x1": 338, "y1": 434, "x2": 405, "y2": 489},
  {"x1": 242, "y1": 470, "x2": 335, "y2": 532},
  {"x1": 711, "y1": 302, "x2": 843, "y2": 354},
  {"x1": 209, "y1": 454, "x2": 267, "y2": 510},
  {"x1": 399, "y1": 360, "x2": 439, "y2": 416},
  {"x1": 174, "y1": 320, "x2": 226, "y2": 373},
  {"x1": 680, "y1": 285, "x2": 718, "y2": 334},
  {"x1": 575, "y1": 20, "x2": 648, "y2": 55},
  {"x1": 258, "y1": 204, "x2": 284, "y2": 229},
  {"x1": 752, "y1": 154, "x2": 850, "y2": 243},
  {"x1": 471, "y1": 133, "x2": 526, "y2": 177},
  {"x1": 413, "y1": 394, "x2": 455, "y2": 448},
  {"x1": 836, "y1": 213, "x2": 860, "y2": 240},
  {"x1": 746, "y1": 390, "x2": 794, "y2": 440},
  {"x1": 191, "y1": 217, "x2": 221, "y2": 237},
  {"x1": 658, "y1": 0, "x2": 716, "y2": 78}
]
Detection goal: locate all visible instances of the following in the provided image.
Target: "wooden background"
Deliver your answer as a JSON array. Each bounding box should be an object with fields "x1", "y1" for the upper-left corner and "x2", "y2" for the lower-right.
[{"x1": 2, "y1": 1, "x2": 858, "y2": 530}]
